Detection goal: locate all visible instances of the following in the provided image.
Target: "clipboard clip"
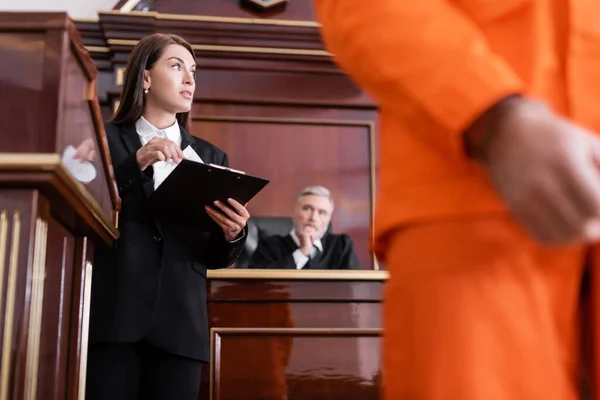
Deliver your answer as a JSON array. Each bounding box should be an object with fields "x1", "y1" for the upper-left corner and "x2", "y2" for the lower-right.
[{"x1": 208, "y1": 163, "x2": 246, "y2": 175}]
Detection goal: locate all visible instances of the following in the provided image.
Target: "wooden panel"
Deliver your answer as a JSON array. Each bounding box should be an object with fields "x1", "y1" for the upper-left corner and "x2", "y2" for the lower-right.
[
  {"x1": 194, "y1": 117, "x2": 374, "y2": 269},
  {"x1": 58, "y1": 46, "x2": 116, "y2": 224},
  {"x1": 209, "y1": 280, "x2": 383, "y2": 301},
  {"x1": 195, "y1": 105, "x2": 377, "y2": 127},
  {"x1": 0, "y1": 191, "x2": 35, "y2": 400},
  {"x1": 36, "y1": 216, "x2": 75, "y2": 400},
  {"x1": 0, "y1": 13, "x2": 119, "y2": 231},
  {"x1": 66, "y1": 237, "x2": 94, "y2": 400},
  {"x1": 193, "y1": 69, "x2": 372, "y2": 108},
  {"x1": 0, "y1": 188, "x2": 94, "y2": 400},
  {"x1": 203, "y1": 279, "x2": 383, "y2": 400},
  {"x1": 211, "y1": 302, "x2": 381, "y2": 328},
  {"x1": 0, "y1": 14, "x2": 98, "y2": 155},
  {"x1": 212, "y1": 329, "x2": 380, "y2": 400},
  {"x1": 0, "y1": 32, "x2": 46, "y2": 153},
  {"x1": 209, "y1": 281, "x2": 382, "y2": 329},
  {"x1": 105, "y1": 67, "x2": 372, "y2": 109}
]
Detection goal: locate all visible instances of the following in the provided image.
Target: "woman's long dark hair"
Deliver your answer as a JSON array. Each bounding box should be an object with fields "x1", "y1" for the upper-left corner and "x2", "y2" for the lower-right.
[{"x1": 111, "y1": 33, "x2": 195, "y2": 129}]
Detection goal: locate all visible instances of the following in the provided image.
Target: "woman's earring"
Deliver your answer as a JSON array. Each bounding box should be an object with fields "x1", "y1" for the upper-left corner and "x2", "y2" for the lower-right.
[{"x1": 144, "y1": 89, "x2": 149, "y2": 94}]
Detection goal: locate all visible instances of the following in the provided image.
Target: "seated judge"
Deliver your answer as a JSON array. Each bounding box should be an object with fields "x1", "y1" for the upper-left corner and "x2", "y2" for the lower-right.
[{"x1": 249, "y1": 186, "x2": 361, "y2": 269}]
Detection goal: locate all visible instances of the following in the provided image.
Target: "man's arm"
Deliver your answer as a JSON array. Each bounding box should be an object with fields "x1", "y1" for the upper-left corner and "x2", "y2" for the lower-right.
[{"x1": 314, "y1": 0, "x2": 524, "y2": 157}]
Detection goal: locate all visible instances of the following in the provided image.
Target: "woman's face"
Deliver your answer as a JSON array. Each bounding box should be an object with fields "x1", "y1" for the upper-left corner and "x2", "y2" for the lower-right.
[{"x1": 143, "y1": 44, "x2": 196, "y2": 114}]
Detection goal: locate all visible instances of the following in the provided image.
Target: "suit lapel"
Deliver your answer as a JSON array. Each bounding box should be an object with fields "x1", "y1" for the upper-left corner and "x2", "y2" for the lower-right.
[
  {"x1": 179, "y1": 125, "x2": 197, "y2": 153},
  {"x1": 119, "y1": 121, "x2": 162, "y2": 234},
  {"x1": 119, "y1": 122, "x2": 144, "y2": 155}
]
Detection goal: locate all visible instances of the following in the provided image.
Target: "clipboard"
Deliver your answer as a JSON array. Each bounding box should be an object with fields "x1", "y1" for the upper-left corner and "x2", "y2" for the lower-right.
[{"x1": 148, "y1": 159, "x2": 269, "y2": 231}]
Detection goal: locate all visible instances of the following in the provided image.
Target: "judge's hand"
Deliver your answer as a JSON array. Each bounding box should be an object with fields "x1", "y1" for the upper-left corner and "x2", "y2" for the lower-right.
[
  {"x1": 136, "y1": 137, "x2": 184, "y2": 171},
  {"x1": 298, "y1": 226, "x2": 317, "y2": 256},
  {"x1": 475, "y1": 99, "x2": 600, "y2": 245},
  {"x1": 206, "y1": 199, "x2": 250, "y2": 241}
]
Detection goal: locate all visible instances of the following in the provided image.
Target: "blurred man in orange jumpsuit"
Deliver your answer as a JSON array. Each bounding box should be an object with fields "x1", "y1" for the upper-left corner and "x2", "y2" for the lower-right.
[{"x1": 315, "y1": 1, "x2": 600, "y2": 399}]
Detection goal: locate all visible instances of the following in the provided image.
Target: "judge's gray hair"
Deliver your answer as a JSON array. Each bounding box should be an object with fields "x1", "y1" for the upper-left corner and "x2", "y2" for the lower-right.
[{"x1": 297, "y1": 185, "x2": 334, "y2": 208}]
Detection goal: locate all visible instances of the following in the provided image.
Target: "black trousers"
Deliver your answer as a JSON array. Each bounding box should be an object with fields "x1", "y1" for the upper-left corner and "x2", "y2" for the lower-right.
[{"x1": 85, "y1": 339, "x2": 203, "y2": 400}]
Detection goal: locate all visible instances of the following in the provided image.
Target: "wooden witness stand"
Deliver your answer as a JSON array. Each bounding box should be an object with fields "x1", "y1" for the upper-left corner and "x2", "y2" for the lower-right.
[{"x1": 0, "y1": 13, "x2": 118, "y2": 400}]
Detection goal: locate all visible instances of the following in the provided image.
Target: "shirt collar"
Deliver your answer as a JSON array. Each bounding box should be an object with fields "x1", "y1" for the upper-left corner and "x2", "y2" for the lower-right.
[
  {"x1": 135, "y1": 116, "x2": 180, "y2": 142},
  {"x1": 290, "y1": 230, "x2": 323, "y2": 252}
]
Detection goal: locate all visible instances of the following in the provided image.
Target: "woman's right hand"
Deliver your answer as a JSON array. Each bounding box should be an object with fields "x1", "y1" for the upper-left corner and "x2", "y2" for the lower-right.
[{"x1": 136, "y1": 136, "x2": 184, "y2": 171}]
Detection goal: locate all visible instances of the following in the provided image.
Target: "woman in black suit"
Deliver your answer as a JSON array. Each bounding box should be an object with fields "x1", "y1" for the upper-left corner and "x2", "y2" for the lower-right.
[{"x1": 85, "y1": 33, "x2": 249, "y2": 400}]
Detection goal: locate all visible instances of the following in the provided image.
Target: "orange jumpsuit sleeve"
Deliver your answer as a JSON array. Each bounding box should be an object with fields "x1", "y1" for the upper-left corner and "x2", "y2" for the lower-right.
[{"x1": 314, "y1": 0, "x2": 525, "y2": 156}]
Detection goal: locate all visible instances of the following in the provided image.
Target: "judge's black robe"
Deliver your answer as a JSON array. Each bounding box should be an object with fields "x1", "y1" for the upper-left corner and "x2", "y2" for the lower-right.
[{"x1": 249, "y1": 233, "x2": 361, "y2": 270}]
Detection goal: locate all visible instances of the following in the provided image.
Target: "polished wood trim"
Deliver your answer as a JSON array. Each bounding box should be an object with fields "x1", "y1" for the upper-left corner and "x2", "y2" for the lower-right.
[
  {"x1": 0, "y1": 212, "x2": 20, "y2": 400},
  {"x1": 193, "y1": 44, "x2": 328, "y2": 56},
  {"x1": 77, "y1": 261, "x2": 93, "y2": 400},
  {"x1": 66, "y1": 19, "x2": 97, "y2": 83},
  {"x1": 87, "y1": 94, "x2": 120, "y2": 214},
  {"x1": 0, "y1": 212, "x2": 7, "y2": 341},
  {"x1": 24, "y1": 219, "x2": 48, "y2": 400},
  {"x1": 0, "y1": 154, "x2": 65, "y2": 169},
  {"x1": 214, "y1": 327, "x2": 382, "y2": 335},
  {"x1": 207, "y1": 269, "x2": 388, "y2": 281},
  {"x1": 158, "y1": 12, "x2": 317, "y2": 27},
  {"x1": 0, "y1": 213, "x2": 7, "y2": 400},
  {"x1": 66, "y1": 238, "x2": 90, "y2": 400},
  {"x1": 0, "y1": 154, "x2": 118, "y2": 241},
  {"x1": 107, "y1": 39, "x2": 330, "y2": 57},
  {"x1": 115, "y1": 67, "x2": 125, "y2": 87},
  {"x1": 99, "y1": 10, "x2": 158, "y2": 17},
  {"x1": 98, "y1": 9, "x2": 320, "y2": 27},
  {"x1": 72, "y1": 18, "x2": 99, "y2": 23},
  {"x1": 209, "y1": 325, "x2": 217, "y2": 400},
  {"x1": 85, "y1": 46, "x2": 110, "y2": 53},
  {"x1": 194, "y1": 115, "x2": 373, "y2": 127}
]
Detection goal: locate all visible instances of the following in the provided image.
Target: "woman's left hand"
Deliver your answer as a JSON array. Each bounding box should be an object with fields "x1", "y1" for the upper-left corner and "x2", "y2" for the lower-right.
[{"x1": 206, "y1": 199, "x2": 250, "y2": 241}]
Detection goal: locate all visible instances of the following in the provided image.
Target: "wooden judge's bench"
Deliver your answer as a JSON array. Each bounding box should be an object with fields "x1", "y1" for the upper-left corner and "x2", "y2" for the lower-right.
[{"x1": 0, "y1": 2, "x2": 386, "y2": 399}]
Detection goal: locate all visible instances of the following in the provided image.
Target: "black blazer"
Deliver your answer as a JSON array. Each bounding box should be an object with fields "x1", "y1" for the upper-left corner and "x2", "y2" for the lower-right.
[
  {"x1": 249, "y1": 233, "x2": 361, "y2": 270},
  {"x1": 89, "y1": 121, "x2": 246, "y2": 362}
]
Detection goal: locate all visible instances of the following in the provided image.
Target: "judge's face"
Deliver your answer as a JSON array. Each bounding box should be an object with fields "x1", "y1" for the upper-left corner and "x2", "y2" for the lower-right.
[
  {"x1": 143, "y1": 44, "x2": 196, "y2": 114},
  {"x1": 293, "y1": 194, "x2": 333, "y2": 239}
]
